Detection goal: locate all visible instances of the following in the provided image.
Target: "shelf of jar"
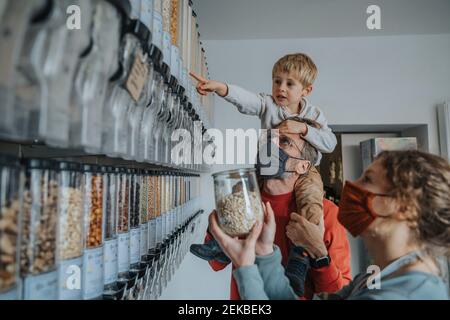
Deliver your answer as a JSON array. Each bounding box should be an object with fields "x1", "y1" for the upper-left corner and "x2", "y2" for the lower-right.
[{"x1": 0, "y1": 139, "x2": 210, "y2": 174}]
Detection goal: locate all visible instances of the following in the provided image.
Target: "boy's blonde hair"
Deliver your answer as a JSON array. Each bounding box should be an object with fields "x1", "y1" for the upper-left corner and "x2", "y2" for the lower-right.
[{"x1": 272, "y1": 53, "x2": 318, "y2": 87}]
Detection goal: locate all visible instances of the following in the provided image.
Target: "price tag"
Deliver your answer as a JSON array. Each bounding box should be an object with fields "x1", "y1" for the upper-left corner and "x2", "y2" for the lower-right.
[{"x1": 126, "y1": 52, "x2": 149, "y2": 102}]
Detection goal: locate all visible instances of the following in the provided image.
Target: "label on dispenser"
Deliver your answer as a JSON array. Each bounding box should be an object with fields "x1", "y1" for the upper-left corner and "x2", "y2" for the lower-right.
[
  {"x1": 118, "y1": 232, "x2": 130, "y2": 273},
  {"x1": 140, "y1": 0, "x2": 154, "y2": 31},
  {"x1": 152, "y1": 11, "x2": 163, "y2": 49},
  {"x1": 126, "y1": 52, "x2": 149, "y2": 102},
  {"x1": 171, "y1": 45, "x2": 181, "y2": 80},
  {"x1": 103, "y1": 238, "x2": 118, "y2": 285},
  {"x1": 140, "y1": 222, "x2": 149, "y2": 257},
  {"x1": 130, "y1": 227, "x2": 141, "y2": 264},
  {"x1": 23, "y1": 271, "x2": 58, "y2": 300},
  {"x1": 162, "y1": 32, "x2": 171, "y2": 66},
  {"x1": 82, "y1": 246, "x2": 103, "y2": 300},
  {"x1": 148, "y1": 219, "x2": 157, "y2": 249},
  {"x1": 58, "y1": 256, "x2": 82, "y2": 300}
]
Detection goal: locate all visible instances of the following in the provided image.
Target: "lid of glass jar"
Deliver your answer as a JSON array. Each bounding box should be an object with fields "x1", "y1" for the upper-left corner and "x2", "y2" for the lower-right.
[
  {"x1": 160, "y1": 62, "x2": 170, "y2": 83},
  {"x1": 0, "y1": 154, "x2": 20, "y2": 167},
  {"x1": 25, "y1": 158, "x2": 54, "y2": 170},
  {"x1": 99, "y1": 166, "x2": 109, "y2": 174},
  {"x1": 106, "y1": 166, "x2": 115, "y2": 173},
  {"x1": 58, "y1": 161, "x2": 81, "y2": 172},
  {"x1": 128, "y1": 20, "x2": 151, "y2": 52},
  {"x1": 178, "y1": 85, "x2": 185, "y2": 97},
  {"x1": 212, "y1": 168, "x2": 257, "y2": 179},
  {"x1": 149, "y1": 44, "x2": 163, "y2": 67},
  {"x1": 31, "y1": 0, "x2": 53, "y2": 23},
  {"x1": 106, "y1": 0, "x2": 131, "y2": 19},
  {"x1": 82, "y1": 164, "x2": 99, "y2": 172},
  {"x1": 169, "y1": 75, "x2": 178, "y2": 90}
]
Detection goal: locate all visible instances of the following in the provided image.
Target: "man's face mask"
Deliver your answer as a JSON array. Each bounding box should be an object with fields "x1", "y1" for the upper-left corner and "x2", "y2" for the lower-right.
[{"x1": 256, "y1": 131, "x2": 305, "y2": 179}]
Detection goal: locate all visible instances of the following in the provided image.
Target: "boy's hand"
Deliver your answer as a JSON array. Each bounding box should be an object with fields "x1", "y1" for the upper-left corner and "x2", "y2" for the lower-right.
[
  {"x1": 190, "y1": 72, "x2": 228, "y2": 97},
  {"x1": 286, "y1": 212, "x2": 327, "y2": 259},
  {"x1": 277, "y1": 120, "x2": 308, "y2": 136}
]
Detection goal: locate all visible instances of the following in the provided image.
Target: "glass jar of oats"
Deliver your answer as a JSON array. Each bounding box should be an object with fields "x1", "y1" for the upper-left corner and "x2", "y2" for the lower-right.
[{"x1": 212, "y1": 169, "x2": 264, "y2": 237}]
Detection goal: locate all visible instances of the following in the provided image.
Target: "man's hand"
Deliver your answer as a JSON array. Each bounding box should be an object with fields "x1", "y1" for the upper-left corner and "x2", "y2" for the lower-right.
[
  {"x1": 277, "y1": 119, "x2": 308, "y2": 136},
  {"x1": 286, "y1": 213, "x2": 327, "y2": 259},
  {"x1": 190, "y1": 72, "x2": 228, "y2": 97},
  {"x1": 255, "y1": 202, "x2": 276, "y2": 256},
  {"x1": 208, "y1": 210, "x2": 262, "y2": 268}
]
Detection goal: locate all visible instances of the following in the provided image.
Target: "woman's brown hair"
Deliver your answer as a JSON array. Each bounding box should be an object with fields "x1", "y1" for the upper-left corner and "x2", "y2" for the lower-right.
[{"x1": 377, "y1": 150, "x2": 450, "y2": 257}]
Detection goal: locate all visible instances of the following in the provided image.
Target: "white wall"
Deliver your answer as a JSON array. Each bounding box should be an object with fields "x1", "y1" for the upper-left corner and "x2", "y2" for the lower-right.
[
  {"x1": 205, "y1": 34, "x2": 450, "y2": 156},
  {"x1": 161, "y1": 33, "x2": 450, "y2": 299}
]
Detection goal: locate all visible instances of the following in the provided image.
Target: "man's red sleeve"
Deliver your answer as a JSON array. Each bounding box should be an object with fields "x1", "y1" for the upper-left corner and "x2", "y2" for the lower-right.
[
  {"x1": 308, "y1": 200, "x2": 352, "y2": 294},
  {"x1": 204, "y1": 232, "x2": 230, "y2": 271}
]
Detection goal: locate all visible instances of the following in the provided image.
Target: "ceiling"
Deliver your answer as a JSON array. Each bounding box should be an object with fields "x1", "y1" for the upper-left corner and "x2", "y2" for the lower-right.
[{"x1": 192, "y1": 0, "x2": 450, "y2": 40}]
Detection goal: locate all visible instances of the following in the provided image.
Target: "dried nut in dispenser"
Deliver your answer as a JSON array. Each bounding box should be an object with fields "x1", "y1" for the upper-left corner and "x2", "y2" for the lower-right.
[
  {"x1": 60, "y1": 187, "x2": 83, "y2": 259},
  {"x1": 21, "y1": 179, "x2": 58, "y2": 275},
  {"x1": 0, "y1": 200, "x2": 20, "y2": 290},
  {"x1": 87, "y1": 176, "x2": 103, "y2": 248},
  {"x1": 216, "y1": 191, "x2": 263, "y2": 237}
]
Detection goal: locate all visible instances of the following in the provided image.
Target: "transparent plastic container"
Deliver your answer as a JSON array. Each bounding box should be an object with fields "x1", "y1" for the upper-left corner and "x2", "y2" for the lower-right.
[
  {"x1": 129, "y1": 169, "x2": 141, "y2": 267},
  {"x1": 0, "y1": 156, "x2": 23, "y2": 299},
  {"x1": 147, "y1": 173, "x2": 157, "y2": 252},
  {"x1": 161, "y1": 0, "x2": 172, "y2": 66},
  {"x1": 81, "y1": 164, "x2": 104, "y2": 300},
  {"x1": 212, "y1": 169, "x2": 264, "y2": 237},
  {"x1": 170, "y1": 0, "x2": 182, "y2": 80},
  {"x1": 139, "y1": 171, "x2": 149, "y2": 259},
  {"x1": 82, "y1": 165, "x2": 104, "y2": 249},
  {"x1": 103, "y1": 167, "x2": 118, "y2": 289},
  {"x1": 57, "y1": 162, "x2": 83, "y2": 300},
  {"x1": 0, "y1": 0, "x2": 45, "y2": 141},
  {"x1": 117, "y1": 168, "x2": 130, "y2": 276},
  {"x1": 140, "y1": 0, "x2": 154, "y2": 33},
  {"x1": 70, "y1": 0, "x2": 122, "y2": 153},
  {"x1": 139, "y1": 45, "x2": 162, "y2": 162},
  {"x1": 102, "y1": 33, "x2": 139, "y2": 157},
  {"x1": 125, "y1": 48, "x2": 151, "y2": 161},
  {"x1": 21, "y1": 159, "x2": 59, "y2": 300},
  {"x1": 152, "y1": 0, "x2": 163, "y2": 50}
]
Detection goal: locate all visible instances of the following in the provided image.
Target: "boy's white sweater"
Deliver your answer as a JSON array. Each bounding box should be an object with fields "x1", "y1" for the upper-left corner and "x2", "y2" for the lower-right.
[{"x1": 223, "y1": 84, "x2": 337, "y2": 165}]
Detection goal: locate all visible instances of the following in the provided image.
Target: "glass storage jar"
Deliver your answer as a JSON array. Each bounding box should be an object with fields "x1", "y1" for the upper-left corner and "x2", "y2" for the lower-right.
[
  {"x1": 81, "y1": 164, "x2": 104, "y2": 300},
  {"x1": 0, "y1": 155, "x2": 23, "y2": 299},
  {"x1": 57, "y1": 161, "x2": 83, "y2": 300},
  {"x1": 103, "y1": 167, "x2": 118, "y2": 289},
  {"x1": 212, "y1": 169, "x2": 264, "y2": 237},
  {"x1": 21, "y1": 159, "x2": 59, "y2": 300}
]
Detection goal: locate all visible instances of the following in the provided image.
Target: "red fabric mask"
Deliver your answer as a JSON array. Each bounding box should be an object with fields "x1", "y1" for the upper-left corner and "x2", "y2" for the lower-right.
[{"x1": 338, "y1": 181, "x2": 388, "y2": 237}]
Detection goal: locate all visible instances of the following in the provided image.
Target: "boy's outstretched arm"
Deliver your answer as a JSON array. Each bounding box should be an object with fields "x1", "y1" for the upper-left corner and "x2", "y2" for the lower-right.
[
  {"x1": 190, "y1": 72, "x2": 228, "y2": 97},
  {"x1": 190, "y1": 72, "x2": 266, "y2": 118}
]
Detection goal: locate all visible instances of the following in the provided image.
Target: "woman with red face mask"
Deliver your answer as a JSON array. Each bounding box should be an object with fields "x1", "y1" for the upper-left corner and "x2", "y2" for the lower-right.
[{"x1": 209, "y1": 150, "x2": 450, "y2": 300}]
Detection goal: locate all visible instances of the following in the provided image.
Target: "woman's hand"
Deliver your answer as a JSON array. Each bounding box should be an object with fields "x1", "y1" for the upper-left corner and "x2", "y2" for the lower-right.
[
  {"x1": 286, "y1": 213, "x2": 327, "y2": 259},
  {"x1": 190, "y1": 72, "x2": 228, "y2": 97},
  {"x1": 255, "y1": 202, "x2": 276, "y2": 256},
  {"x1": 208, "y1": 210, "x2": 262, "y2": 268}
]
